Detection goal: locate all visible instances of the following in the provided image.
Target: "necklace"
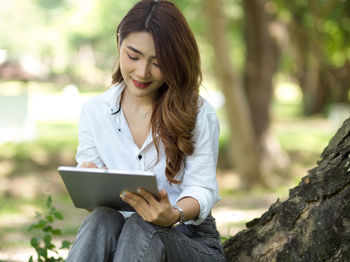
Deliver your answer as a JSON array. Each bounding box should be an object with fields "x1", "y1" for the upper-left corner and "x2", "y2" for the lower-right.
[{"x1": 137, "y1": 107, "x2": 152, "y2": 119}]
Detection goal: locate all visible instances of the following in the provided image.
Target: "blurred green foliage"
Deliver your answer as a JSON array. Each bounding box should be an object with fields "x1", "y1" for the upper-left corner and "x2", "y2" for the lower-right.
[
  {"x1": 0, "y1": 122, "x2": 77, "y2": 177},
  {"x1": 273, "y1": 0, "x2": 350, "y2": 72},
  {"x1": 28, "y1": 195, "x2": 72, "y2": 262}
]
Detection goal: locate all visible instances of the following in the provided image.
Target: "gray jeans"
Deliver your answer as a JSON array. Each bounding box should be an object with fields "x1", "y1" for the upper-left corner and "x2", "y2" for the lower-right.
[{"x1": 66, "y1": 207, "x2": 225, "y2": 262}]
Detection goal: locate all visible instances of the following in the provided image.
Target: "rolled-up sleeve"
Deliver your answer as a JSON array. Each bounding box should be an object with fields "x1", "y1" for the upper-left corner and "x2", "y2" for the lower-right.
[
  {"x1": 176, "y1": 104, "x2": 220, "y2": 225},
  {"x1": 75, "y1": 102, "x2": 105, "y2": 168}
]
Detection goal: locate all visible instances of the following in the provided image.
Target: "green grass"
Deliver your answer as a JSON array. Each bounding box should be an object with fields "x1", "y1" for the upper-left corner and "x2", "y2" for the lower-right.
[
  {"x1": 273, "y1": 123, "x2": 332, "y2": 154},
  {"x1": 0, "y1": 197, "x2": 43, "y2": 214},
  {"x1": 271, "y1": 100, "x2": 303, "y2": 119}
]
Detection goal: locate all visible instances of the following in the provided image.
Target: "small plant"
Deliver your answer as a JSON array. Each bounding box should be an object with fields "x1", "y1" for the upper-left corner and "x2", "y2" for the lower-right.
[{"x1": 28, "y1": 195, "x2": 72, "y2": 262}]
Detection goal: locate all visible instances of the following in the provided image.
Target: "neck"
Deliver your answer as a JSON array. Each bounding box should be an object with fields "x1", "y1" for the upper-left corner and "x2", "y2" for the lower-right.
[
  {"x1": 121, "y1": 90, "x2": 153, "y2": 119},
  {"x1": 121, "y1": 88, "x2": 153, "y2": 108}
]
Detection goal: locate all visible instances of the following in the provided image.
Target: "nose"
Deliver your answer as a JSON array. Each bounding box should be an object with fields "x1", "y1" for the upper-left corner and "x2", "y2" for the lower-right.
[{"x1": 135, "y1": 61, "x2": 151, "y2": 80}]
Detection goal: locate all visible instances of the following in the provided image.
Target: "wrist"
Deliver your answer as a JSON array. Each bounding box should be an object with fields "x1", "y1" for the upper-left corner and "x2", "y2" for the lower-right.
[{"x1": 170, "y1": 205, "x2": 184, "y2": 227}]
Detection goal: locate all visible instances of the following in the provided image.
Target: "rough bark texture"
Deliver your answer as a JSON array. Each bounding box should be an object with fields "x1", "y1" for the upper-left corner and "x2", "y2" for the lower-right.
[{"x1": 224, "y1": 118, "x2": 350, "y2": 261}]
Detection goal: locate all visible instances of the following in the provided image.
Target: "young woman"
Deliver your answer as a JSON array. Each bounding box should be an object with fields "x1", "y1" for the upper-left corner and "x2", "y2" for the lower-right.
[{"x1": 66, "y1": 0, "x2": 225, "y2": 261}]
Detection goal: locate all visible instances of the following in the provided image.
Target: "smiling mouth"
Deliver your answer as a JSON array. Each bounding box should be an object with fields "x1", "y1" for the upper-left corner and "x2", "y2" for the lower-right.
[{"x1": 132, "y1": 79, "x2": 152, "y2": 88}]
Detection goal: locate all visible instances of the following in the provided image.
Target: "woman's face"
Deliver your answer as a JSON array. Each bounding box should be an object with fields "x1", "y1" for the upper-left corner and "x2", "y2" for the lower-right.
[{"x1": 119, "y1": 31, "x2": 164, "y2": 102}]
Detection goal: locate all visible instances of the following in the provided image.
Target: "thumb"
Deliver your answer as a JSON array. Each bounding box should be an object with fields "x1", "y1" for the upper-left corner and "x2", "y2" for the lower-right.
[{"x1": 159, "y1": 189, "x2": 170, "y2": 203}]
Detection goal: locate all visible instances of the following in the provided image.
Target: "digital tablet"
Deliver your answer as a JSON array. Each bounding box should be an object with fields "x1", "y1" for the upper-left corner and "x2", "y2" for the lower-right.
[{"x1": 58, "y1": 166, "x2": 159, "y2": 211}]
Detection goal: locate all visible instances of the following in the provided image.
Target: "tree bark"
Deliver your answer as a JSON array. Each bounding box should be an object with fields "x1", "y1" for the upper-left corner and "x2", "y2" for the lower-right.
[
  {"x1": 223, "y1": 117, "x2": 350, "y2": 261},
  {"x1": 204, "y1": 0, "x2": 265, "y2": 188}
]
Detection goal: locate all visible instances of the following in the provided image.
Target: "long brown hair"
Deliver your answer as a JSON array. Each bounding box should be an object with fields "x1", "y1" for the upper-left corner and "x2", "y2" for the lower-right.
[{"x1": 112, "y1": 0, "x2": 202, "y2": 184}]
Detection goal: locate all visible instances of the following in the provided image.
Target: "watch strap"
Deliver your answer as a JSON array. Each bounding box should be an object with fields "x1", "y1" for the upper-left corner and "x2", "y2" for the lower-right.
[{"x1": 172, "y1": 205, "x2": 185, "y2": 226}]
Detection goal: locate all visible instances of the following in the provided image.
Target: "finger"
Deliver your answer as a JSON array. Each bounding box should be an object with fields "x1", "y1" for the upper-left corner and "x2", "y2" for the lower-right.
[
  {"x1": 158, "y1": 189, "x2": 170, "y2": 204},
  {"x1": 79, "y1": 162, "x2": 98, "y2": 168},
  {"x1": 136, "y1": 188, "x2": 159, "y2": 206},
  {"x1": 121, "y1": 191, "x2": 153, "y2": 220},
  {"x1": 121, "y1": 191, "x2": 149, "y2": 210}
]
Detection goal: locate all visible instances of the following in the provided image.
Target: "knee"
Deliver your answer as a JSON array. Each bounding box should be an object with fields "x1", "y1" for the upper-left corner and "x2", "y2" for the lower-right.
[
  {"x1": 87, "y1": 207, "x2": 125, "y2": 232},
  {"x1": 121, "y1": 213, "x2": 160, "y2": 236},
  {"x1": 123, "y1": 213, "x2": 145, "y2": 230}
]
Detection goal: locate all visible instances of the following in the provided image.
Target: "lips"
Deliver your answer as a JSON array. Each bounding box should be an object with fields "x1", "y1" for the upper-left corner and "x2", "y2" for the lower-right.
[{"x1": 132, "y1": 78, "x2": 152, "y2": 88}]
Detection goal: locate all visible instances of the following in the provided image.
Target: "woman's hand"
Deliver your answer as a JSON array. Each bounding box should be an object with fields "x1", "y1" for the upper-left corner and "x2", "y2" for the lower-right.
[
  {"x1": 120, "y1": 188, "x2": 179, "y2": 227},
  {"x1": 79, "y1": 162, "x2": 107, "y2": 169}
]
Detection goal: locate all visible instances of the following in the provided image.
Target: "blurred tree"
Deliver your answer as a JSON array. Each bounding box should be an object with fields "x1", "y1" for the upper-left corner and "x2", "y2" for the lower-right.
[
  {"x1": 243, "y1": 0, "x2": 279, "y2": 143},
  {"x1": 204, "y1": 0, "x2": 265, "y2": 188},
  {"x1": 275, "y1": 0, "x2": 350, "y2": 115},
  {"x1": 204, "y1": 0, "x2": 288, "y2": 188},
  {"x1": 243, "y1": 0, "x2": 289, "y2": 178}
]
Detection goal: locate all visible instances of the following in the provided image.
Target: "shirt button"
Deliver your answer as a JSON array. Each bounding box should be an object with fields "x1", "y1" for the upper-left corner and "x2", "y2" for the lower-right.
[
  {"x1": 118, "y1": 128, "x2": 121, "y2": 132},
  {"x1": 138, "y1": 155, "x2": 142, "y2": 160}
]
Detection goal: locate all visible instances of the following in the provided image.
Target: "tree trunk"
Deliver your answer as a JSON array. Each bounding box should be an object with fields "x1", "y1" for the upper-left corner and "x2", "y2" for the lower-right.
[
  {"x1": 223, "y1": 117, "x2": 350, "y2": 261},
  {"x1": 243, "y1": 0, "x2": 278, "y2": 143},
  {"x1": 288, "y1": 0, "x2": 328, "y2": 116},
  {"x1": 320, "y1": 61, "x2": 350, "y2": 104},
  {"x1": 204, "y1": 0, "x2": 265, "y2": 188},
  {"x1": 243, "y1": 0, "x2": 289, "y2": 176}
]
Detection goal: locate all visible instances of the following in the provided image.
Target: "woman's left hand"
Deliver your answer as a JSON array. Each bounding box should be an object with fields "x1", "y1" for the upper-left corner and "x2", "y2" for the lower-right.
[{"x1": 120, "y1": 188, "x2": 179, "y2": 227}]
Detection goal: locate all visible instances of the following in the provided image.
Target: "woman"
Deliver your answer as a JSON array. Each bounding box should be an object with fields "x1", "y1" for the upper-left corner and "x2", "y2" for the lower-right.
[{"x1": 66, "y1": 0, "x2": 225, "y2": 261}]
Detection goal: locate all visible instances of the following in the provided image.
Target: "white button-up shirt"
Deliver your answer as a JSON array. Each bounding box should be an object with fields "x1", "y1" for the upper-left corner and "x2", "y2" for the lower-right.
[{"x1": 76, "y1": 82, "x2": 220, "y2": 224}]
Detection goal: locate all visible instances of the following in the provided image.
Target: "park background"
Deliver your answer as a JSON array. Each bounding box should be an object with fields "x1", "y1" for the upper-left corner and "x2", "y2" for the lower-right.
[{"x1": 0, "y1": 0, "x2": 349, "y2": 260}]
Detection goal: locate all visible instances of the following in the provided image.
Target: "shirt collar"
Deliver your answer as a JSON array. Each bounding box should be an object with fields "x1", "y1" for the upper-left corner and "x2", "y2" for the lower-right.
[{"x1": 98, "y1": 82, "x2": 126, "y2": 115}]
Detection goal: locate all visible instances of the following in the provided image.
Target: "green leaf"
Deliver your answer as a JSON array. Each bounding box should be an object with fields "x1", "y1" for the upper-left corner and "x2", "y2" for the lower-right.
[
  {"x1": 37, "y1": 219, "x2": 47, "y2": 228},
  {"x1": 60, "y1": 240, "x2": 72, "y2": 249},
  {"x1": 38, "y1": 247, "x2": 48, "y2": 259},
  {"x1": 43, "y1": 234, "x2": 52, "y2": 248},
  {"x1": 29, "y1": 255, "x2": 33, "y2": 262},
  {"x1": 46, "y1": 195, "x2": 52, "y2": 208},
  {"x1": 52, "y1": 229, "x2": 62, "y2": 235},
  {"x1": 47, "y1": 243, "x2": 56, "y2": 250},
  {"x1": 46, "y1": 215, "x2": 54, "y2": 223},
  {"x1": 53, "y1": 211, "x2": 63, "y2": 220},
  {"x1": 43, "y1": 225, "x2": 53, "y2": 232},
  {"x1": 30, "y1": 237, "x2": 39, "y2": 248}
]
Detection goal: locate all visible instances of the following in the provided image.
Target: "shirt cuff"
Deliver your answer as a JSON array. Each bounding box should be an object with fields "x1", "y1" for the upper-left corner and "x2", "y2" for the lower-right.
[{"x1": 176, "y1": 186, "x2": 216, "y2": 225}]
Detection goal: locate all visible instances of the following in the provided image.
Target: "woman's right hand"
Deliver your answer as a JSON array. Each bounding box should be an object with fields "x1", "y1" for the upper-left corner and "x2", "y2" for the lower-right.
[{"x1": 79, "y1": 162, "x2": 107, "y2": 169}]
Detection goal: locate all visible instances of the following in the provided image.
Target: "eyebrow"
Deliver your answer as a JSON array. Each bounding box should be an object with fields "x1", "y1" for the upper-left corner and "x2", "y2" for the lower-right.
[{"x1": 126, "y1": 45, "x2": 157, "y2": 59}]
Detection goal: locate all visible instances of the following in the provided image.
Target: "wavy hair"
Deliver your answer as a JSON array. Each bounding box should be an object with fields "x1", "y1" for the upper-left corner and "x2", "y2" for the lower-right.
[{"x1": 112, "y1": 0, "x2": 202, "y2": 184}]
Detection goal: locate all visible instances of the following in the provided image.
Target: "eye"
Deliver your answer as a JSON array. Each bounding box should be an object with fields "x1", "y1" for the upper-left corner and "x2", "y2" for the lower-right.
[
  {"x1": 152, "y1": 59, "x2": 159, "y2": 67},
  {"x1": 127, "y1": 54, "x2": 138, "y2": 61}
]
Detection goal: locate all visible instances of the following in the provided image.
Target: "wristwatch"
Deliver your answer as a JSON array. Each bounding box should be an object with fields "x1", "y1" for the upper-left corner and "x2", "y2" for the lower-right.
[{"x1": 171, "y1": 205, "x2": 185, "y2": 227}]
